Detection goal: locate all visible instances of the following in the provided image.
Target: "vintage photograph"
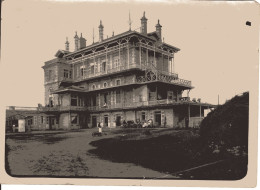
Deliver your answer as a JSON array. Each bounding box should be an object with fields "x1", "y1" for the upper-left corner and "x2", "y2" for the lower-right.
[{"x1": 1, "y1": 0, "x2": 258, "y2": 184}]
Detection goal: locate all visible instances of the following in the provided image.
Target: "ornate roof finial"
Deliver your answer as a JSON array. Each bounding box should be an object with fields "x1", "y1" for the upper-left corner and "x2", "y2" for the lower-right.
[
  {"x1": 128, "y1": 10, "x2": 133, "y2": 31},
  {"x1": 99, "y1": 20, "x2": 104, "y2": 28},
  {"x1": 112, "y1": 31, "x2": 114, "y2": 37},
  {"x1": 156, "y1": 19, "x2": 162, "y2": 27},
  {"x1": 74, "y1": 31, "x2": 78, "y2": 38}
]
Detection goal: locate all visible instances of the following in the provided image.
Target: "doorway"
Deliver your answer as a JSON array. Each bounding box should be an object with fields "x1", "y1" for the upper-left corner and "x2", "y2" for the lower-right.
[
  {"x1": 104, "y1": 115, "x2": 108, "y2": 127},
  {"x1": 154, "y1": 111, "x2": 161, "y2": 126},
  {"x1": 116, "y1": 115, "x2": 121, "y2": 127},
  {"x1": 92, "y1": 116, "x2": 97, "y2": 128}
]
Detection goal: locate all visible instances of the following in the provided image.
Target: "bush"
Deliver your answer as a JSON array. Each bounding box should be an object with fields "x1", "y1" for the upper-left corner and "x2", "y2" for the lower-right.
[{"x1": 200, "y1": 92, "x2": 249, "y2": 150}]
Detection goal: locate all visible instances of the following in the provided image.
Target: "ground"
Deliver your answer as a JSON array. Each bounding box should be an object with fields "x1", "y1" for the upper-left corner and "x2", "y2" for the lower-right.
[
  {"x1": 5, "y1": 128, "x2": 247, "y2": 179},
  {"x1": 5, "y1": 128, "x2": 178, "y2": 178}
]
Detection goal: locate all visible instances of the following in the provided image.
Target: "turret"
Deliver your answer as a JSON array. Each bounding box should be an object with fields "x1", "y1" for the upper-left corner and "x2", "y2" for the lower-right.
[
  {"x1": 155, "y1": 19, "x2": 162, "y2": 42},
  {"x1": 65, "y1": 37, "x2": 69, "y2": 51},
  {"x1": 140, "y1": 11, "x2": 148, "y2": 35},
  {"x1": 74, "y1": 31, "x2": 79, "y2": 51},
  {"x1": 79, "y1": 33, "x2": 86, "y2": 49},
  {"x1": 99, "y1": 20, "x2": 104, "y2": 42}
]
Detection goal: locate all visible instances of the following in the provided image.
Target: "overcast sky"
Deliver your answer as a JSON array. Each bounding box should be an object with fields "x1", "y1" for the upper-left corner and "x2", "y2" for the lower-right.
[{"x1": 0, "y1": 0, "x2": 259, "y2": 107}]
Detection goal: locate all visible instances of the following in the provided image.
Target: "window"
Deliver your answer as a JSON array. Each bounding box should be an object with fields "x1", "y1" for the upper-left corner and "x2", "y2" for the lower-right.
[
  {"x1": 46, "y1": 117, "x2": 49, "y2": 124},
  {"x1": 114, "y1": 57, "x2": 120, "y2": 69},
  {"x1": 103, "y1": 82, "x2": 107, "y2": 88},
  {"x1": 71, "y1": 95, "x2": 78, "y2": 106},
  {"x1": 90, "y1": 65, "x2": 95, "y2": 74},
  {"x1": 92, "y1": 84, "x2": 96, "y2": 90},
  {"x1": 139, "y1": 95, "x2": 143, "y2": 102},
  {"x1": 51, "y1": 118, "x2": 55, "y2": 125},
  {"x1": 102, "y1": 62, "x2": 106, "y2": 72},
  {"x1": 141, "y1": 112, "x2": 146, "y2": 121},
  {"x1": 116, "y1": 79, "x2": 121, "y2": 86},
  {"x1": 71, "y1": 115, "x2": 78, "y2": 124},
  {"x1": 48, "y1": 70, "x2": 53, "y2": 81},
  {"x1": 80, "y1": 66, "x2": 86, "y2": 77},
  {"x1": 64, "y1": 69, "x2": 69, "y2": 78},
  {"x1": 116, "y1": 90, "x2": 121, "y2": 103},
  {"x1": 168, "y1": 91, "x2": 173, "y2": 100},
  {"x1": 41, "y1": 116, "x2": 44, "y2": 124}
]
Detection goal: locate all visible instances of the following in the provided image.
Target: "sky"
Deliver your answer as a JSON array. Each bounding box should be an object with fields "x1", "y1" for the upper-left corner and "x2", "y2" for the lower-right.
[{"x1": 0, "y1": 0, "x2": 259, "y2": 107}]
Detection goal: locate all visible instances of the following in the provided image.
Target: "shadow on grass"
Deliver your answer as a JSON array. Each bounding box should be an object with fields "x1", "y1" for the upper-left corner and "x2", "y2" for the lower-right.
[{"x1": 89, "y1": 130, "x2": 247, "y2": 180}]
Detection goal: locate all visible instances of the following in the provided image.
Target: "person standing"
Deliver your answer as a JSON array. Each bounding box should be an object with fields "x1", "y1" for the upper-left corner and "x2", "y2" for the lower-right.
[{"x1": 98, "y1": 122, "x2": 102, "y2": 133}]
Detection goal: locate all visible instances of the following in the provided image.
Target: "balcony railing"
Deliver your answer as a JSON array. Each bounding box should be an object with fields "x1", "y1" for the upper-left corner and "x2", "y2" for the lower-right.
[
  {"x1": 136, "y1": 72, "x2": 191, "y2": 87},
  {"x1": 88, "y1": 97, "x2": 192, "y2": 111},
  {"x1": 39, "y1": 105, "x2": 88, "y2": 112}
]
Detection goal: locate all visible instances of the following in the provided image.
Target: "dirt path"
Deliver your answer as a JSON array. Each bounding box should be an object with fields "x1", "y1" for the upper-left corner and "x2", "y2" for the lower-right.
[{"x1": 6, "y1": 129, "x2": 177, "y2": 178}]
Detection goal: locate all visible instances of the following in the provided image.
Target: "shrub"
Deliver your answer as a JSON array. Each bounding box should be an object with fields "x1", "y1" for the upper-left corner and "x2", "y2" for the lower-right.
[{"x1": 200, "y1": 92, "x2": 249, "y2": 150}]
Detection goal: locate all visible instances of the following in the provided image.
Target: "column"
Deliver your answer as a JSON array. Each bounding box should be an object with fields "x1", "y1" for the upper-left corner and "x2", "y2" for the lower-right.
[
  {"x1": 118, "y1": 42, "x2": 121, "y2": 69},
  {"x1": 127, "y1": 41, "x2": 130, "y2": 69},
  {"x1": 153, "y1": 45, "x2": 156, "y2": 66},
  {"x1": 105, "y1": 46, "x2": 108, "y2": 74},
  {"x1": 188, "y1": 104, "x2": 190, "y2": 128},
  {"x1": 168, "y1": 52, "x2": 172, "y2": 73},
  {"x1": 172, "y1": 55, "x2": 175, "y2": 73},
  {"x1": 200, "y1": 104, "x2": 202, "y2": 118},
  {"x1": 146, "y1": 45, "x2": 148, "y2": 66},
  {"x1": 139, "y1": 43, "x2": 141, "y2": 66}
]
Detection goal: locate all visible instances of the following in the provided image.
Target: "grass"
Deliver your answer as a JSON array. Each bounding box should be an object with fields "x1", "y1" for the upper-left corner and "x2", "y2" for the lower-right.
[{"x1": 89, "y1": 128, "x2": 248, "y2": 180}]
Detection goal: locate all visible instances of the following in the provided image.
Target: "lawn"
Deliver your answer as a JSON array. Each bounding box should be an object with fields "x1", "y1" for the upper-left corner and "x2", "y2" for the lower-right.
[
  {"x1": 5, "y1": 128, "x2": 177, "y2": 178},
  {"x1": 5, "y1": 128, "x2": 247, "y2": 179}
]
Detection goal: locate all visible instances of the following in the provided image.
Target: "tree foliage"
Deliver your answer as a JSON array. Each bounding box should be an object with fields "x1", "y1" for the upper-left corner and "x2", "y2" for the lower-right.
[{"x1": 200, "y1": 92, "x2": 249, "y2": 148}]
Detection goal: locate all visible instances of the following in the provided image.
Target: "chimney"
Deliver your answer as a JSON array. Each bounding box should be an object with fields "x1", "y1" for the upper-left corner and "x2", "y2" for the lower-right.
[
  {"x1": 65, "y1": 37, "x2": 69, "y2": 51},
  {"x1": 79, "y1": 33, "x2": 87, "y2": 49},
  {"x1": 98, "y1": 20, "x2": 104, "y2": 42},
  {"x1": 74, "y1": 31, "x2": 79, "y2": 51},
  {"x1": 155, "y1": 19, "x2": 162, "y2": 42},
  {"x1": 140, "y1": 11, "x2": 148, "y2": 34}
]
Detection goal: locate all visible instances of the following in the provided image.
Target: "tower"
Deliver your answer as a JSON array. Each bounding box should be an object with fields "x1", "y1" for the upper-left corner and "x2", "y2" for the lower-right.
[
  {"x1": 99, "y1": 20, "x2": 104, "y2": 42},
  {"x1": 140, "y1": 11, "x2": 148, "y2": 35},
  {"x1": 155, "y1": 19, "x2": 162, "y2": 42},
  {"x1": 74, "y1": 31, "x2": 79, "y2": 51},
  {"x1": 65, "y1": 37, "x2": 69, "y2": 51},
  {"x1": 79, "y1": 33, "x2": 86, "y2": 49}
]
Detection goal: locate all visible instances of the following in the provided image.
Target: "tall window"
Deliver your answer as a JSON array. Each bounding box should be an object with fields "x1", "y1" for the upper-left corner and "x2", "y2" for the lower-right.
[
  {"x1": 114, "y1": 57, "x2": 120, "y2": 69},
  {"x1": 116, "y1": 79, "x2": 121, "y2": 86},
  {"x1": 90, "y1": 65, "x2": 95, "y2": 74},
  {"x1": 116, "y1": 90, "x2": 121, "y2": 103},
  {"x1": 71, "y1": 95, "x2": 78, "y2": 106},
  {"x1": 80, "y1": 66, "x2": 86, "y2": 77},
  {"x1": 64, "y1": 69, "x2": 69, "y2": 78},
  {"x1": 71, "y1": 114, "x2": 78, "y2": 124},
  {"x1": 141, "y1": 112, "x2": 146, "y2": 121},
  {"x1": 102, "y1": 62, "x2": 106, "y2": 72}
]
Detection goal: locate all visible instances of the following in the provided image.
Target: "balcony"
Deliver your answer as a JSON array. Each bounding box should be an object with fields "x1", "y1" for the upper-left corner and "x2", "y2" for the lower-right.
[
  {"x1": 39, "y1": 105, "x2": 88, "y2": 112},
  {"x1": 136, "y1": 70, "x2": 191, "y2": 88},
  {"x1": 88, "y1": 97, "x2": 195, "y2": 112},
  {"x1": 74, "y1": 64, "x2": 145, "y2": 82}
]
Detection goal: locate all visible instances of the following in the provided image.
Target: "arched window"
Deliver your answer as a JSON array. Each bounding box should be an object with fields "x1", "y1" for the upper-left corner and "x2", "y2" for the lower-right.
[
  {"x1": 92, "y1": 84, "x2": 96, "y2": 90},
  {"x1": 103, "y1": 82, "x2": 107, "y2": 88}
]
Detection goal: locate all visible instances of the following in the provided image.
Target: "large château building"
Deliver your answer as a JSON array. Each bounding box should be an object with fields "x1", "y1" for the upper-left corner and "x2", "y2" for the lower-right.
[{"x1": 39, "y1": 12, "x2": 214, "y2": 130}]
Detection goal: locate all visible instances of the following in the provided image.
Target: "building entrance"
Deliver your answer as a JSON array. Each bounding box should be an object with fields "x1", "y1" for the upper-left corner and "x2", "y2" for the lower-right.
[
  {"x1": 116, "y1": 115, "x2": 121, "y2": 127},
  {"x1": 104, "y1": 115, "x2": 108, "y2": 127},
  {"x1": 92, "y1": 116, "x2": 97, "y2": 128},
  {"x1": 154, "y1": 111, "x2": 161, "y2": 126}
]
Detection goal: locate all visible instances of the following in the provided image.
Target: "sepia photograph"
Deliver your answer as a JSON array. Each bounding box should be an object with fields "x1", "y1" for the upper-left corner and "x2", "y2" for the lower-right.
[{"x1": 0, "y1": 0, "x2": 259, "y2": 187}]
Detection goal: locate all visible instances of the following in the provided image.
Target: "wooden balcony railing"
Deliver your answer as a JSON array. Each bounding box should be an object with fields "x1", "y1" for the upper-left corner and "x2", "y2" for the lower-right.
[
  {"x1": 88, "y1": 97, "x2": 192, "y2": 111},
  {"x1": 39, "y1": 105, "x2": 88, "y2": 112},
  {"x1": 136, "y1": 70, "x2": 191, "y2": 87}
]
